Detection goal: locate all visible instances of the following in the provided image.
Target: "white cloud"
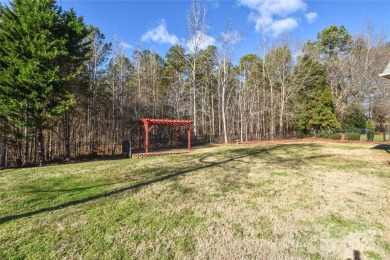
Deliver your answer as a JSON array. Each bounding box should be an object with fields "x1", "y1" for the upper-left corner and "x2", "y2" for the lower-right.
[
  {"x1": 141, "y1": 20, "x2": 179, "y2": 45},
  {"x1": 238, "y1": 0, "x2": 311, "y2": 36},
  {"x1": 120, "y1": 41, "x2": 132, "y2": 50},
  {"x1": 186, "y1": 31, "x2": 216, "y2": 53},
  {"x1": 269, "y1": 18, "x2": 299, "y2": 36},
  {"x1": 243, "y1": 0, "x2": 306, "y2": 17},
  {"x1": 305, "y1": 12, "x2": 318, "y2": 24}
]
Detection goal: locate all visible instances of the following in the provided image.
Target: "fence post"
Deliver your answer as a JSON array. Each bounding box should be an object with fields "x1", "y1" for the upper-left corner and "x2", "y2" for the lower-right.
[{"x1": 122, "y1": 140, "x2": 131, "y2": 158}]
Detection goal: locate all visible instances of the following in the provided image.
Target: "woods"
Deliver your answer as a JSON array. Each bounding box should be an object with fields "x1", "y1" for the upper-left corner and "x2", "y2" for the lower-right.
[{"x1": 1, "y1": 0, "x2": 390, "y2": 166}]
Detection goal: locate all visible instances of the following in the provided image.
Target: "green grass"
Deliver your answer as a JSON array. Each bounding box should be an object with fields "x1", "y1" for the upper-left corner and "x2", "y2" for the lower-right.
[
  {"x1": 364, "y1": 251, "x2": 382, "y2": 260},
  {"x1": 1, "y1": 141, "x2": 389, "y2": 259},
  {"x1": 319, "y1": 214, "x2": 367, "y2": 239},
  {"x1": 271, "y1": 171, "x2": 289, "y2": 176}
]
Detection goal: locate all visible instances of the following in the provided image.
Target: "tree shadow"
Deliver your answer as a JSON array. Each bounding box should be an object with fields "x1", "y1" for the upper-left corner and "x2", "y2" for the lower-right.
[
  {"x1": 0, "y1": 146, "x2": 270, "y2": 224},
  {"x1": 0, "y1": 154, "x2": 127, "y2": 171},
  {"x1": 265, "y1": 154, "x2": 330, "y2": 165},
  {"x1": 371, "y1": 144, "x2": 390, "y2": 154},
  {"x1": 0, "y1": 143, "x2": 332, "y2": 225},
  {"x1": 23, "y1": 183, "x2": 116, "y2": 193},
  {"x1": 347, "y1": 250, "x2": 361, "y2": 260}
]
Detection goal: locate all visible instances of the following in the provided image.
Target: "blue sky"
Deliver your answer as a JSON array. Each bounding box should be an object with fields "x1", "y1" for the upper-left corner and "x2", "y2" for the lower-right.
[{"x1": 2, "y1": 0, "x2": 390, "y2": 62}]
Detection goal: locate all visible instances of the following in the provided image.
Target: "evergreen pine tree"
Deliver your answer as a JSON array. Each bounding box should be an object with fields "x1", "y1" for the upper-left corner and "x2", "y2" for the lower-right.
[
  {"x1": 0, "y1": 0, "x2": 88, "y2": 164},
  {"x1": 295, "y1": 54, "x2": 340, "y2": 133},
  {"x1": 305, "y1": 82, "x2": 340, "y2": 131},
  {"x1": 58, "y1": 8, "x2": 90, "y2": 158}
]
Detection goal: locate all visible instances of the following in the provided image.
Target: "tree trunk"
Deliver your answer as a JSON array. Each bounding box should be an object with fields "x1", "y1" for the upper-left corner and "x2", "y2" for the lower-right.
[
  {"x1": 38, "y1": 130, "x2": 45, "y2": 166},
  {"x1": 2, "y1": 140, "x2": 7, "y2": 168},
  {"x1": 279, "y1": 99, "x2": 285, "y2": 138},
  {"x1": 193, "y1": 60, "x2": 197, "y2": 137},
  {"x1": 211, "y1": 93, "x2": 215, "y2": 136},
  {"x1": 64, "y1": 111, "x2": 71, "y2": 159},
  {"x1": 222, "y1": 59, "x2": 228, "y2": 144},
  {"x1": 270, "y1": 82, "x2": 275, "y2": 140}
]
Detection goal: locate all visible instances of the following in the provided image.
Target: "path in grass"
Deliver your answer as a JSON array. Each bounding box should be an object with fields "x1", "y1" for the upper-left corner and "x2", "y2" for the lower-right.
[{"x1": 1, "y1": 142, "x2": 389, "y2": 259}]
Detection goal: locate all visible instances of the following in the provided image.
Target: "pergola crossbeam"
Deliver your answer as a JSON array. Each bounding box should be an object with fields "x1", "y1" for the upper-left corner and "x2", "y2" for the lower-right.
[{"x1": 139, "y1": 118, "x2": 193, "y2": 153}]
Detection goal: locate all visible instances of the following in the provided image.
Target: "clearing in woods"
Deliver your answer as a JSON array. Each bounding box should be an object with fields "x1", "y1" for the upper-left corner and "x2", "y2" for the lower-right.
[{"x1": 0, "y1": 141, "x2": 389, "y2": 259}]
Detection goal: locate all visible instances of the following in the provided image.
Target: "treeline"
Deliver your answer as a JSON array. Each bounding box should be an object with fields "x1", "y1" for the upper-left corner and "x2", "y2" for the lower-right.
[{"x1": 1, "y1": 0, "x2": 390, "y2": 165}]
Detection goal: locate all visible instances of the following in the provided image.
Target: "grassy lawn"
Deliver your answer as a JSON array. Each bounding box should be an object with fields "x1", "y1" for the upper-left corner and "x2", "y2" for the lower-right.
[{"x1": 1, "y1": 141, "x2": 389, "y2": 259}]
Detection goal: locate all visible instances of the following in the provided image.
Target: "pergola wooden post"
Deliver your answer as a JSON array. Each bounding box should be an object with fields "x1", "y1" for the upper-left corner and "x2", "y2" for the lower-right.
[{"x1": 139, "y1": 118, "x2": 193, "y2": 153}]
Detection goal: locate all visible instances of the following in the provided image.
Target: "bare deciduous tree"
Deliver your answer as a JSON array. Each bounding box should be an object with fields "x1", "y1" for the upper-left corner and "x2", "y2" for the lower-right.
[{"x1": 186, "y1": 0, "x2": 207, "y2": 137}]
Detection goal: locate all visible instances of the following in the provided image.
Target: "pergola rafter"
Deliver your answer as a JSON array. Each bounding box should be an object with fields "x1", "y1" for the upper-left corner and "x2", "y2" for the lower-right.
[{"x1": 138, "y1": 118, "x2": 193, "y2": 153}]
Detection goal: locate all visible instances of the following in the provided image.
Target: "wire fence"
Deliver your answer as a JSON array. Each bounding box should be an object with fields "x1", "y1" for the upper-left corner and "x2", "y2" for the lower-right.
[
  {"x1": 0, "y1": 141, "x2": 124, "y2": 167},
  {"x1": 311, "y1": 128, "x2": 390, "y2": 142},
  {"x1": 1, "y1": 127, "x2": 389, "y2": 168},
  {"x1": 209, "y1": 128, "x2": 390, "y2": 143},
  {"x1": 0, "y1": 135, "x2": 209, "y2": 168}
]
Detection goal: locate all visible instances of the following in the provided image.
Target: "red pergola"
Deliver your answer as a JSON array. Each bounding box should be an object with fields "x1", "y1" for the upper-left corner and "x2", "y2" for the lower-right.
[{"x1": 139, "y1": 118, "x2": 193, "y2": 153}]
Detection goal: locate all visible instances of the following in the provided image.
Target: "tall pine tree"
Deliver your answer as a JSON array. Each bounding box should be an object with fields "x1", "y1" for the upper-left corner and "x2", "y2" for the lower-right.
[
  {"x1": 0, "y1": 0, "x2": 89, "y2": 164},
  {"x1": 295, "y1": 52, "x2": 340, "y2": 133},
  {"x1": 59, "y1": 8, "x2": 90, "y2": 158}
]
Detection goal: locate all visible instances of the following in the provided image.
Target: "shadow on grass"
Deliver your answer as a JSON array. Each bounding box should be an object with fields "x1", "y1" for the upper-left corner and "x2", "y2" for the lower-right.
[
  {"x1": 0, "y1": 154, "x2": 127, "y2": 171},
  {"x1": 0, "y1": 144, "x2": 211, "y2": 170},
  {"x1": 371, "y1": 144, "x2": 390, "y2": 154},
  {"x1": 347, "y1": 250, "x2": 361, "y2": 260},
  {"x1": 23, "y1": 183, "x2": 117, "y2": 193},
  {"x1": 0, "y1": 143, "x2": 328, "y2": 224},
  {"x1": 0, "y1": 146, "x2": 266, "y2": 224}
]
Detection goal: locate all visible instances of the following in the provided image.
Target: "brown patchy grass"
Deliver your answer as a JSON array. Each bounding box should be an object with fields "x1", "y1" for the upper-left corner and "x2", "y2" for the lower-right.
[{"x1": 0, "y1": 141, "x2": 389, "y2": 259}]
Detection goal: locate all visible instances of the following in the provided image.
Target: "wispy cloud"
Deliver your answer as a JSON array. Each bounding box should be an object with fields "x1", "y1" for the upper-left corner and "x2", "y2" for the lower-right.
[
  {"x1": 305, "y1": 12, "x2": 318, "y2": 24},
  {"x1": 238, "y1": 0, "x2": 313, "y2": 36},
  {"x1": 120, "y1": 41, "x2": 132, "y2": 50},
  {"x1": 186, "y1": 31, "x2": 216, "y2": 53},
  {"x1": 208, "y1": 0, "x2": 220, "y2": 9},
  {"x1": 141, "y1": 19, "x2": 179, "y2": 45}
]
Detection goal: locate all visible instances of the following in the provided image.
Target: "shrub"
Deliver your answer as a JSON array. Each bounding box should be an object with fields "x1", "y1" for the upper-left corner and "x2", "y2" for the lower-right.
[
  {"x1": 373, "y1": 134, "x2": 384, "y2": 142},
  {"x1": 360, "y1": 134, "x2": 367, "y2": 141},
  {"x1": 344, "y1": 132, "x2": 360, "y2": 141},
  {"x1": 365, "y1": 119, "x2": 375, "y2": 133},
  {"x1": 331, "y1": 133, "x2": 341, "y2": 140},
  {"x1": 317, "y1": 130, "x2": 330, "y2": 138},
  {"x1": 296, "y1": 131, "x2": 307, "y2": 138},
  {"x1": 203, "y1": 132, "x2": 211, "y2": 142}
]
